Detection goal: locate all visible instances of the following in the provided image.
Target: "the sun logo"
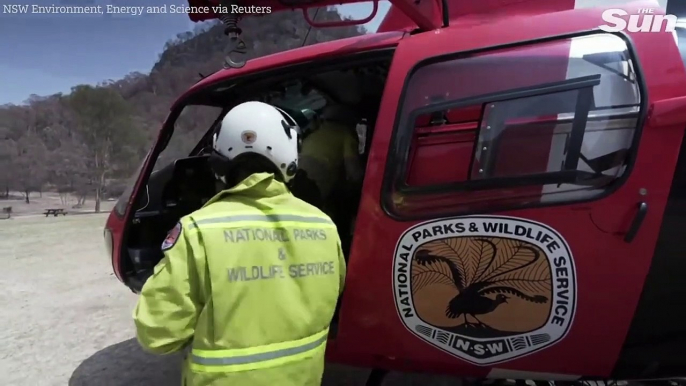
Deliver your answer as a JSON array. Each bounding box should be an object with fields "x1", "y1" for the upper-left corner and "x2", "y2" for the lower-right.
[{"x1": 599, "y1": 8, "x2": 678, "y2": 33}]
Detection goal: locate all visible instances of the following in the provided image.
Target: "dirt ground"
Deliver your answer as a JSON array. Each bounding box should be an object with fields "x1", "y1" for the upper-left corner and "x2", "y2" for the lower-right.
[{"x1": 0, "y1": 212, "x2": 466, "y2": 385}]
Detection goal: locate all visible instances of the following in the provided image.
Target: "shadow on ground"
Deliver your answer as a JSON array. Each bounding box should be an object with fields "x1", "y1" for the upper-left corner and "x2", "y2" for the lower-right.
[
  {"x1": 69, "y1": 338, "x2": 182, "y2": 386},
  {"x1": 69, "y1": 338, "x2": 463, "y2": 386}
]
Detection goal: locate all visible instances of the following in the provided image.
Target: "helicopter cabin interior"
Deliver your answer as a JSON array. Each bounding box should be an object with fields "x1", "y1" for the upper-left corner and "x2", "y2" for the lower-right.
[
  {"x1": 119, "y1": 33, "x2": 643, "y2": 300},
  {"x1": 120, "y1": 50, "x2": 394, "y2": 290}
]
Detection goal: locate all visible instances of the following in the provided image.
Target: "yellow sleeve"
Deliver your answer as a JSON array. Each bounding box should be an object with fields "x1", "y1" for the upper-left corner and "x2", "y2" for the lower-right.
[{"x1": 132, "y1": 220, "x2": 202, "y2": 355}]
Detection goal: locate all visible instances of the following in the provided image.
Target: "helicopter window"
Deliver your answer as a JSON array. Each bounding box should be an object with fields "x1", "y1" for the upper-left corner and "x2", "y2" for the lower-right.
[
  {"x1": 385, "y1": 32, "x2": 644, "y2": 219},
  {"x1": 469, "y1": 84, "x2": 638, "y2": 183},
  {"x1": 675, "y1": 23, "x2": 686, "y2": 70},
  {"x1": 113, "y1": 150, "x2": 150, "y2": 218},
  {"x1": 226, "y1": 81, "x2": 326, "y2": 135},
  {"x1": 154, "y1": 105, "x2": 224, "y2": 172},
  {"x1": 268, "y1": 85, "x2": 327, "y2": 112}
]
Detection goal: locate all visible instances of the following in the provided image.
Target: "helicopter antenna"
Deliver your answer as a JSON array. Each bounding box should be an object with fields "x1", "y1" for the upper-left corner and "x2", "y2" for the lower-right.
[
  {"x1": 218, "y1": 0, "x2": 248, "y2": 69},
  {"x1": 301, "y1": 7, "x2": 320, "y2": 47}
]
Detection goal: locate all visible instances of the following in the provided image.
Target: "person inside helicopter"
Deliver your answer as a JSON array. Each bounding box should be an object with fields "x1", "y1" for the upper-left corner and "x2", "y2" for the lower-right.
[{"x1": 296, "y1": 103, "x2": 365, "y2": 256}]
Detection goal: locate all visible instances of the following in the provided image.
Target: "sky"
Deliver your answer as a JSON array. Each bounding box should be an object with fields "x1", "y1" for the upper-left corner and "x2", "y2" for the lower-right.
[{"x1": 0, "y1": 0, "x2": 391, "y2": 105}]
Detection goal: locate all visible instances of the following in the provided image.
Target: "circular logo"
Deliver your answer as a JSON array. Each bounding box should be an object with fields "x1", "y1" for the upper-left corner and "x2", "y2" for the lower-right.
[
  {"x1": 241, "y1": 130, "x2": 257, "y2": 144},
  {"x1": 392, "y1": 215, "x2": 576, "y2": 366},
  {"x1": 161, "y1": 222, "x2": 182, "y2": 251}
]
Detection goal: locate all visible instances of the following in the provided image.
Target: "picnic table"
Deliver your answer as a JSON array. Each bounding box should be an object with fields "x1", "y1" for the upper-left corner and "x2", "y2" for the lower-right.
[
  {"x1": 44, "y1": 208, "x2": 67, "y2": 217},
  {"x1": 1, "y1": 206, "x2": 11, "y2": 219}
]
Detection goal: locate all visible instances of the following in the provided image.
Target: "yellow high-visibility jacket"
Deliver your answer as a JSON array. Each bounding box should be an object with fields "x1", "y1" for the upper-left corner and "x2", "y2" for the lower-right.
[
  {"x1": 133, "y1": 172, "x2": 346, "y2": 386},
  {"x1": 298, "y1": 121, "x2": 363, "y2": 201}
]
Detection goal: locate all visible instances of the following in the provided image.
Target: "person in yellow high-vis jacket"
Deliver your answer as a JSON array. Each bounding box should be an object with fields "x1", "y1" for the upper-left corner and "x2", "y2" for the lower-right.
[
  {"x1": 296, "y1": 104, "x2": 364, "y2": 257},
  {"x1": 298, "y1": 104, "x2": 364, "y2": 211},
  {"x1": 133, "y1": 101, "x2": 347, "y2": 386}
]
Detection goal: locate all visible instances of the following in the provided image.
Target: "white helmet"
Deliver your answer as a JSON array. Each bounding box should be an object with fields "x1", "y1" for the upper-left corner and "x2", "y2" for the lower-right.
[{"x1": 212, "y1": 101, "x2": 300, "y2": 183}]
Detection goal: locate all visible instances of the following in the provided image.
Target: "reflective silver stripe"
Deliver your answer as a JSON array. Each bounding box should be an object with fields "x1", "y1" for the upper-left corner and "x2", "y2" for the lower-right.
[
  {"x1": 191, "y1": 334, "x2": 327, "y2": 366},
  {"x1": 188, "y1": 214, "x2": 333, "y2": 229}
]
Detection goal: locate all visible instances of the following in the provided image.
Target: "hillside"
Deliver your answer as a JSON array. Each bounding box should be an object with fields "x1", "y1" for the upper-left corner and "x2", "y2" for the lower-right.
[{"x1": 0, "y1": 8, "x2": 365, "y2": 211}]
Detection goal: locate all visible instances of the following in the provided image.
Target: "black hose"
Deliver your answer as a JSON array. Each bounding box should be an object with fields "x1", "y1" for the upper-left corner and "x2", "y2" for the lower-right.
[
  {"x1": 301, "y1": 7, "x2": 320, "y2": 47},
  {"x1": 441, "y1": 0, "x2": 449, "y2": 27}
]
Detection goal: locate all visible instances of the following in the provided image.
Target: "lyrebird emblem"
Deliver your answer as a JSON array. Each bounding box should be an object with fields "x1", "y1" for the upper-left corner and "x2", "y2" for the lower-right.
[{"x1": 412, "y1": 237, "x2": 551, "y2": 338}]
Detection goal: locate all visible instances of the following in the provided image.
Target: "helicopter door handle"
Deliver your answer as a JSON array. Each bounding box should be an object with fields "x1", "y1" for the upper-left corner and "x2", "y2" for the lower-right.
[{"x1": 624, "y1": 202, "x2": 648, "y2": 243}]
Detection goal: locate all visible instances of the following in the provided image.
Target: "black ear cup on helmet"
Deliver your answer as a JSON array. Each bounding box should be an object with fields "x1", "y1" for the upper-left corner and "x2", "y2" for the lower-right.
[
  {"x1": 208, "y1": 151, "x2": 232, "y2": 179},
  {"x1": 286, "y1": 161, "x2": 298, "y2": 177}
]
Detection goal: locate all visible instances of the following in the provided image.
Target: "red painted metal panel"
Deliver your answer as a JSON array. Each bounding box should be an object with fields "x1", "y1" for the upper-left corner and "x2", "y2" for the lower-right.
[{"x1": 333, "y1": 2, "x2": 686, "y2": 378}]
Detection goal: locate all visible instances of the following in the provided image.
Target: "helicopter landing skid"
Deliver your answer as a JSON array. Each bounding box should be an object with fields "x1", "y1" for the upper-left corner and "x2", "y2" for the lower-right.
[
  {"x1": 471, "y1": 379, "x2": 686, "y2": 386},
  {"x1": 358, "y1": 371, "x2": 686, "y2": 386}
]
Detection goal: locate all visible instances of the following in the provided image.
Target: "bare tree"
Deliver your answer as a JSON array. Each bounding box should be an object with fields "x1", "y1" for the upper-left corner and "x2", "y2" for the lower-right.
[
  {"x1": 12, "y1": 132, "x2": 49, "y2": 203},
  {"x1": 0, "y1": 130, "x2": 13, "y2": 199},
  {"x1": 67, "y1": 85, "x2": 141, "y2": 212},
  {"x1": 46, "y1": 132, "x2": 89, "y2": 206}
]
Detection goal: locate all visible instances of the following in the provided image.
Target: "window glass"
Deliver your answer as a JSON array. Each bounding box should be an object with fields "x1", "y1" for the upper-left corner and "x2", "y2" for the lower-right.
[
  {"x1": 113, "y1": 151, "x2": 149, "y2": 217},
  {"x1": 469, "y1": 89, "x2": 637, "y2": 185},
  {"x1": 245, "y1": 83, "x2": 327, "y2": 133},
  {"x1": 388, "y1": 33, "x2": 643, "y2": 218},
  {"x1": 675, "y1": 25, "x2": 686, "y2": 70},
  {"x1": 401, "y1": 34, "x2": 638, "y2": 112},
  {"x1": 114, "y1": 105, "x2": 222, "y2": 217},
  {"x1": 667, "y1": 0, "x2": 686, "y2": 69},
  {"x1": 154, "y1": 105, "x2": 224, "y2": 172},
  {"x1": 269, "y1": 86, "x2": 327, "y2": 112}
]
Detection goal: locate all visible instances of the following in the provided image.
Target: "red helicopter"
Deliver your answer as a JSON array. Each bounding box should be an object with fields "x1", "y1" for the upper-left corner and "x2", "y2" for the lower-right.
[{"x1": 104, "y1": 0, "x2": 686, "y2": 382}]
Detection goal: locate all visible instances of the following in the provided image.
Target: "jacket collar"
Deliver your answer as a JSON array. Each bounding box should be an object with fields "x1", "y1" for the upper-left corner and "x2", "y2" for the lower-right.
[{"x1": 203, "y1": 173, "x2": 290, "y2": 207}]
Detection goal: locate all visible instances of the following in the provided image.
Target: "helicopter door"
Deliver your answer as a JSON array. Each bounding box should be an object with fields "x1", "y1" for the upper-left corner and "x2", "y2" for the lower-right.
[{"x1": 333, "y1": 2, "x2": 686, "y2": 378}]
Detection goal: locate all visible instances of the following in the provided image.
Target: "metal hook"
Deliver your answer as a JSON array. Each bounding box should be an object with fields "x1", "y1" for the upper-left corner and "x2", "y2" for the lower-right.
[{"x1": 224, "y1": 36, "x2": 247, "y2": 69}]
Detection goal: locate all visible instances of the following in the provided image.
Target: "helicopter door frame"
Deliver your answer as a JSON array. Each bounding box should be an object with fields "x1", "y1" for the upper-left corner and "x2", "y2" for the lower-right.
[{"x1": 333, "y1": 2, "x2": 686, "y2": 378}]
